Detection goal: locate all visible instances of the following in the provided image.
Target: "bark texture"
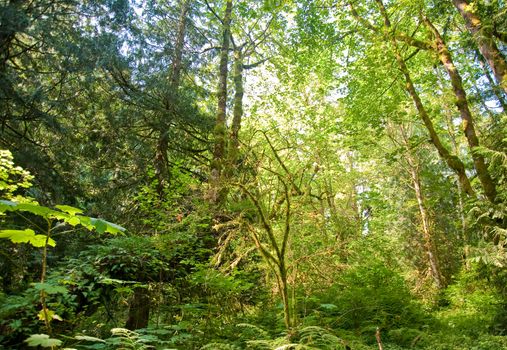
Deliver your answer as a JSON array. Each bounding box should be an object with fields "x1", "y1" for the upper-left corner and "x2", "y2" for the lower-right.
[
  {"x1": 373, "y1": 0, "x2": 476, "y2": 198},
  {"x1": 229, "y1": 48, "x2": 244, "y2": 168},
  {"x1": 210, "y1": 0, "x2": 233, "y2": 203},
  {"x1": 423, "y1": 16, "x2": 497, "y2": 203},
  {"x1": 453, "y1": 0, "x2": 507, "y2": 94},
  {"x1": 408, "y1": 156, "x2": 444, "y2": 289}
]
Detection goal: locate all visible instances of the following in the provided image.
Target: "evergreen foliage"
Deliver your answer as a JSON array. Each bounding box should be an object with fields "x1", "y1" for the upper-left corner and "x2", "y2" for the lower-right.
[{"x1": 1, "y1": 0, "x2": 507, "y2": 349}]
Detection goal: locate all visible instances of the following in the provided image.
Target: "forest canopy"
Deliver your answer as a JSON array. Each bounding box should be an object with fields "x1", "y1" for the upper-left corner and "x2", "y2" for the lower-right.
[{"x1": 0, "y1": 0, "x2": 506, "y2": 349}]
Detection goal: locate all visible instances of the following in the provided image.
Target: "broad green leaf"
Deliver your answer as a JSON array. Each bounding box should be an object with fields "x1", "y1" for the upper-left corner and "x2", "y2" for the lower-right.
[
  {"x1": 16, "y1": 203, "x2": 55, "y2": 217},
  {"x1": 55, "y1": 204, "x2": 83, "y2": 215},
  {"x1": 67, "y1": 216, "x2": 81, "y2": 226},
  {"x1": 0, "y1": 229, "x2": 35, "y2": 242},
  {"x1": 49, "y1": 211, "x2": 71, "y2": 221},
  {"x1": 37, "y1": 308, "x2": 63, "y2": 322},
  {"x1": 103, "y1": 221, "x2": 125, "y2": 234},
  {"x1": 0, "y1": 229, "x2": 55, "y2": 247},
  {"x1": 0, "y1": 199, "x2": 17, "y2": 212},
  {"x1": 319, "y1": 303, "x2": 338, "y2": 310},
  {"x1": 77, "y1": 216, "x2": 94, "y2": 230},
  {"x1": 30, "y1": 234, "x2": 56, "y2": 248},
  {"x1": 24, "y1": 334, "x2": 62, "y2": 347},
  {"x1": 91, "y1": 218, "x2": 107, "y2": 234},
  {"x1": 75, "y1": 335, "x2": 106, "y2": 343},
  {"x1": 0, "y1": 201, "x2": 64, "y2": 221},
  {"x1": 37, "y1": 309, "x2": 56, "y2": 321},
  {"x1": 49, "y1": 211, "x2": 81, "y2": 226},
  {"x1": 90, "y1": 218, "x2": 125, "y2": 234},
  {"x1": 32, "y1": 282, "x2": 68, "y2": 295},
  {"x1": 99, "y1": 277, "x2": 129, "y2": 285}
]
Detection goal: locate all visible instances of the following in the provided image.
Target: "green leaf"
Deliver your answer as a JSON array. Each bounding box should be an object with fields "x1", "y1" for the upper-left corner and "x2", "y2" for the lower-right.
[
  {"x1": 77, "y1": 216, "x2": 93, "y2": 230},
  {"x1": 319, "y1": 303, "x2": 338, "y2": 311},
  {"x1": 9, "y1": 319, "x2": 22, "y2": 330},
  {"x1": 64, "y1": 215, "x2": 81, "y2": 226},
  {"x1": 32, "y1": 282, "x2": 68, "y2": 295},
  {"x1": 75, "y1": 335, "x2": 106, "y2": 343},
  {"x1": 37, "y1": 309, "x2": 62, "y2": 322},
  {"x1": 104, "y1": 221, "x2": 125, "y2": 234},
  {"x1": 0, "y1": 199, "x2": 17, "y2": 212},
  {"x1": 90, "y1": 218, "x2": 125, "y2": 234},
  {"x1": 49, "y1": 211, "x2": 71, "y2": 221},
  {"x1": 0, "y1": 229, "x2": 35, "y2": 242},
  {"x1": 55, "y1": 204, "x2": 83, "y2": 215},
  {"x1": 92, "y1": 218, "x2": 107, "y2": 234},
  {"x1": 16, "y1": 203, "x2": 55, "y2": 217},
  {"x1": 99, "y1": 277, "x2": 129, "y2": 285},
  {"x1": 24, "y1": 334, "x2": 62, "y2": 347},
  {"x1": 30, "y1": 234, "x2": 56, "y2": 248},
  {"x1": 0, "y1": 229, "x2": 55, "y2": 247},
  {"x1": 67, "y1": 216, "x2": 124, "y2": 234},
  {"x1": 0, "y1": 201, "x2": 66, "y2": 221}
]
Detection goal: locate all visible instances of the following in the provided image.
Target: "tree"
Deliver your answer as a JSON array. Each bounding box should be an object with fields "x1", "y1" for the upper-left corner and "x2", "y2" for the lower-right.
[
  {"x1": 452, "y1": 0, "x2": 507, "y2": 94},
  {"x1": 154, "y1": 0, "x2": 192, "y2": 198}
]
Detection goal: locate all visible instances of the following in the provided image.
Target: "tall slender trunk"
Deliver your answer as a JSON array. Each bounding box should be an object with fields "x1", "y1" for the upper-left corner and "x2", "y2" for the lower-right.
[
  {"x1": 374, "y1": 0, "x2": 475, "y2": 198},
  {"x1": 228, "y1": 48, "x2": 243, "y2": 169},
  {"x1": 443, "y1": 108, "x2": 467, "y2": 241},
  {"x1": 170, "y1": 0, "x2": 190, "y2": 89},
  {"x1": 210, "y1": 0, "x2": 233, "y2": 203},
  {"x1": 154, "y1": 0, "x2": 190, "y2": 197},
  {"x1": 423, "y1": 16, "x2": 497, "y2": 203},
  {"x1": 278, "y1": 261, "x2": 292, "y2": 330},
  {"x1": 388, "y1": 123, "x2": 445, "y2": 289},
  {"x1": 452, "y1": 0, "x2": 507, "y2": 94},
  {"x1": 408, "y1": 158, "x2": 444, "y2": 288},
  {"x1": 154, "y1": 134, "x2": 169, "y2": 197}
]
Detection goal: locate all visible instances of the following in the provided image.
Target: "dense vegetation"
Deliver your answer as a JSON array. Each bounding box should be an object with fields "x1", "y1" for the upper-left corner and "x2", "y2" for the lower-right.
[{"x1": 1, "y1": 0, "x2": 506, "y2": 349}]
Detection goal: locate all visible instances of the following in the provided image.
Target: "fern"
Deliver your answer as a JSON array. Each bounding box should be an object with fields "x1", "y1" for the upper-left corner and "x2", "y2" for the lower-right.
[
  {"x1": 245, "y1": 339, "x2": 272, "y2": 349},
  {"x1": 236, "y1": 323, "x2": 270, "y2": 340},
  {"x1": 73, "y1": 328, "x2": 167, "y2": 350},
  {"x1": 273, "y1": 344, "x2": 313, "y2": 350},
  {"x1": 200, "y1": 343, "x2": 241, "y2": 350},
  {"x1": 298, "y1": 326, "x2": 343, "y2": 349},
  {"x1": 200, "y1": 325, "x2": 344, "y2": 350}
]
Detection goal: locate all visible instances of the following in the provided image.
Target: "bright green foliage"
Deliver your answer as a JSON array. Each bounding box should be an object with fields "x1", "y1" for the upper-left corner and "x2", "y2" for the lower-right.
[
  {"x1": 0, "y1": 229, "x2": 54, "y2": 247},
  {"x1": 0, "y1": 150, "x2": 34, "y2": 202},
  {"x1": 1, "y1": 0, "x2": 507, "y2": 349},
  {"x1": 0, "y1": 200, "x2": 125, "y2": 237},
  {"x1": 24, "y1": 333, "x2": 62, "y2": 348}
]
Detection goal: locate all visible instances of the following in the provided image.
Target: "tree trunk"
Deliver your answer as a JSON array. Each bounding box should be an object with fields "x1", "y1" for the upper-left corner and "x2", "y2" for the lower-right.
[
  {"x1": 154, "y1": 132, "x2": 169, "y2": 197},
  {"x1": 389, "y1": 122, "x2": 445, "y2": 289},
  {"x1": 477, "y1": 52, "x2": 507, "y2": 114},
  {"x1": 154, "y1": 0, "x2": 190, "y2": 197},
  {"x1": 278, "y1": 261, "x2": 292, "y2": 330},
  {"x1": 228, "y1": 48, "x2": 243, "y2": 170},
  {"x1": 409, "y1": 159, "x2": 444, "y2": 289},
  {"x1": 423, "y1": 16, "x2": 497, "y2": 203},
  {"x1": 170, "y1": 0, "x2": 190, "y2": 89},
  {"x1": 452, "y1": 0, "x2": 507, "y2": 94},
  {"x1": 125, "y1": 287, "x2": 150, "y2": 330},
  {"x1": 443, "y1": 108, "x2": 468, "y2": 241},
  {"x1": 374, "y1": 0, "x2": 475, "y2": 199},
  {"x1": 210, "y1": 0, "x2": 233, "y2": 203}
]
